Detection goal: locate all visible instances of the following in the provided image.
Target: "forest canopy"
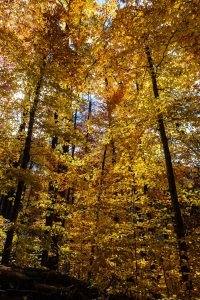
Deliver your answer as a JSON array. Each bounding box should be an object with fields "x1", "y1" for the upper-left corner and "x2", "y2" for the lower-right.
[{"x1": 0, "y1": 0, "x2": 199, "y2": 299}]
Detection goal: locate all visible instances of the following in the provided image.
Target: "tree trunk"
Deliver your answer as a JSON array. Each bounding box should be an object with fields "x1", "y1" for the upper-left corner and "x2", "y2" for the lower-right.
[
  {"x1": 41, "y1": 112, "x2": 59, "y2": 268},
  {"x1": 88, "y1": 145, "x2": 107, "y2": 282},
  {"x1": 0, "y1": 109, "x2": 28, "y2": 219},
  {"x1": 72, "y1": 108, "x2": 77, "y2": 158},
  {"x1": 85, "y1": 92, "x2": 92, "y2": 153},
  {"x1": 1, "y1": 58, "x2": 46, "y2": 265},
  {"x1": 41, "y1": 106, "x2": 77, "y2": 268},
  {"x1": 145, "y1": 45, "x2": 192, "y2": 293}
]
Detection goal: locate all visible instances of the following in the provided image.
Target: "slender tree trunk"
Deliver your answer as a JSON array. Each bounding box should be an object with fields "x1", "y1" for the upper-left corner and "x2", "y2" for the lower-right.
[
  {"x1": 41, "y1": 105, "x2": 77, "y2": 267},
  {"x1": 65, "y1": 107, "x2": 77, "y2": 205},
  {"x1": 88, "y1": 145, "x2": 107, "y2": 282},
  {"x1": 72, "y1": 108, "x2": 77, "y2": 159},
  {"x1": 145, "y1": 45, "x2": 192, "y2": 293},
  {"x1": 41, "y1": 112, "x2": 58, "y2": 268},
  {"x1": 0, "y1": 108, "x2": 28, "y2": 219},
  {"x1": 105, "y1": 78, "x2": 117, "y2": 164},
  {"x1": 85, "y1": 93, "x2": 92, "y2": 153},
  {"x1": 1, "y1": 59, "x2": 46, "y2": 265}
]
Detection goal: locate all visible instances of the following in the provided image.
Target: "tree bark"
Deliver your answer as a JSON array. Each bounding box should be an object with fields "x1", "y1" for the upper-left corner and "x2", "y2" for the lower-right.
[{"x1": 145, "y1": 45, "x2": 192, "y2": 293}]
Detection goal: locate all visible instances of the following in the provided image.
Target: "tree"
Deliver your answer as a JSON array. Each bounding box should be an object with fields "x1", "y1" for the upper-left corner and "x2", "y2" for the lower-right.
[{"x1": 0, "y1": 0, "x2": 199, "y2": 298}]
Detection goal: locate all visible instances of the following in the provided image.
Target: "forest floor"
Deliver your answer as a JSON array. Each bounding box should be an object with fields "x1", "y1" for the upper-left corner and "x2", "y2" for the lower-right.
[{"x1": 0, "y1": 265, "x2": 134, "y2": 300}]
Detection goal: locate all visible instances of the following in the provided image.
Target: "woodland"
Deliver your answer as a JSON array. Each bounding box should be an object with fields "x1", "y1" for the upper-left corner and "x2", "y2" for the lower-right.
[{"x1": 0, "y1": 0, "x2": 199, "y2": 299}]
